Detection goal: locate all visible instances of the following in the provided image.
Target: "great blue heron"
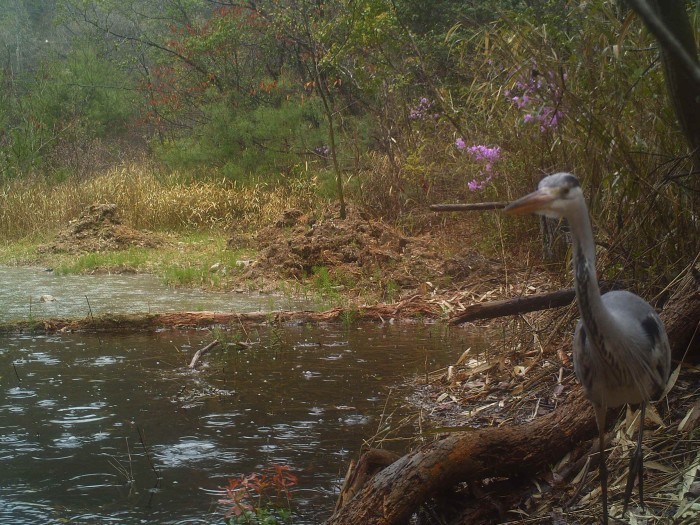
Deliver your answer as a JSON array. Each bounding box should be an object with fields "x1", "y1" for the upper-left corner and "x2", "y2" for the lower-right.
[{"x1": 504, "y1": 172, "x2": 671, "y2": 524}]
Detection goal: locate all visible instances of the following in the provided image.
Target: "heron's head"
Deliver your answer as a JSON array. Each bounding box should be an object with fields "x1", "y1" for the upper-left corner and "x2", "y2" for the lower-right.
[{"x1": 504, "y1": 172, "x2": 583, "y2": 219}]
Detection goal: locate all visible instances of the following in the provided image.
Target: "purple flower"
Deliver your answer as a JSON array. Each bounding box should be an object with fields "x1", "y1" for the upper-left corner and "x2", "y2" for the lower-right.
[
  {"x1": 314, "y1": 145, "x2": 330, "y2": 157},
  {"x1": 459, "y1": 143, "x2": 502, "y2": 191},
  {"x1": 467, "y1": 179, "x2": 482, "y2": 191},
  {"x1": 507, "y1": 68, "x2": 565, "y2": 133},
  {"x1": 409, "y1": 97, "x2": 434, "y2": 121},
  {"x1": 466, "y1": 145, "x2": 501, "y2": 163}
]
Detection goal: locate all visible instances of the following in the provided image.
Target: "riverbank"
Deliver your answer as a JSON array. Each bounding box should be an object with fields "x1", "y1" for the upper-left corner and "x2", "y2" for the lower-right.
[{"x1": 2, "y1": 180, "x2": 698, "y2": 524}]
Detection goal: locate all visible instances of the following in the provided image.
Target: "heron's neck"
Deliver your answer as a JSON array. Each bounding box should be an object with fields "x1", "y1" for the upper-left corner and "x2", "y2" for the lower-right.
[{"x1": 567, "y1": 200, "x2": 609, "y2": 339}]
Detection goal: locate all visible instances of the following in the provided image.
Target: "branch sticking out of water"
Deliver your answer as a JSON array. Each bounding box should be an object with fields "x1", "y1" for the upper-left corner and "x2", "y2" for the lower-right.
[
  {"x1": 85, "y1": 296, "x2": 94, "y2": 321},
  {"x1": 188, "y1": 339, "x2": 220, "y2": 369}
]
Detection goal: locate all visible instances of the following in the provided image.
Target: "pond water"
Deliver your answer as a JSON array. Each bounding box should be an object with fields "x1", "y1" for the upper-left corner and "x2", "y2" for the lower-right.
[
  {"x1": 0, "y1": 266, "x2": 316, "y2": 321},
  {"x1": 0, "y1": 268, "x2": 474, "y2": 524}
]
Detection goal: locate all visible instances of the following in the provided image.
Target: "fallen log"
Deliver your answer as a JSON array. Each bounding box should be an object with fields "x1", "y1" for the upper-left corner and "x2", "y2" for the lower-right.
[
  {"x1": 449, "y1": 282, "x2": 619, "y2": 325},
  {"x1": 326, "y1": 267, "x2": 700, "y2": 524},
  {"x1": 335, "y1": 449, "x2": 400, "y2": 513},
  {"x1": 662, "y1": 263, "x2": 700, "y2": 362},
  {"x1": 326, "y1": 390, "x2": 597, "y2": 525},
  {"x1": 0, "y1": 295, "x2": 440, "y2": 334},
  {"x1": 188, "y1": 339, "x2": 220, "y2": 369},
  {"x1": 450, "y1": 288, "x2": 576, "y2": 324}
]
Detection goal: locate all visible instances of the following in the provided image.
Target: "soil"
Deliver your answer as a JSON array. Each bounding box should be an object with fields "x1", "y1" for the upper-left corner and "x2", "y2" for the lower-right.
[
  {"x1": 38, "y1": 203, "x2": 164, "y2": 254},
  {"x1": 233, "y1": 204, "x2": 501, "y2": 297}
]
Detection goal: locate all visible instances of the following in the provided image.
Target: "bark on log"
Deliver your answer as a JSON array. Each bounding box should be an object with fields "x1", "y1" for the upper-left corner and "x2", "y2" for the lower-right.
[
  {"x1": 335, "y1": 449, "x2": 400, "y2": 513},
  {"x1": 0, "y1": 295, "x2": 440, "y2": 334},
  {"x1": 450, "y1": 288, "x2": 576, "y2": 324},
  {"x1": 662, "y1": 263, "x2": 700, "y2": 362},
  {"x1": 449, "y1": 282, "x2": 619, "y2": 325},
  {"x1": 325, "y1": 390, "x2": 597, "y2": 525},
  {"x1": 326, "y1": 270, "x2": 700, "y2": 524}
]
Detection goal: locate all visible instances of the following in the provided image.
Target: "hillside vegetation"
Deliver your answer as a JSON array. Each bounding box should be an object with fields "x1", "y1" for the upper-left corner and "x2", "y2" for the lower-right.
[{"x1": 0, "y1": 0, "x2": 697, "y2": 300}]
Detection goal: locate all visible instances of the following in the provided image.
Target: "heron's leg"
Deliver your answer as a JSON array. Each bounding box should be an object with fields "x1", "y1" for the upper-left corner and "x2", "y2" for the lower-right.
[
  {"x1": 623, "y1": 402, "x2": 646, "y2": 515},
  {"x1": 638, "y1": 402, "x2": 646, "y2": 508},
  {"x1": 594, "y1": 404, "x2": 608, "y2": 525}
]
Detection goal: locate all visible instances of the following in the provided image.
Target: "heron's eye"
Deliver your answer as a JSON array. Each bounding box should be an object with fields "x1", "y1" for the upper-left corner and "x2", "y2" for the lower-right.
[{"x1": 560, "y1": 187, "x2": 570, "y2": 197}]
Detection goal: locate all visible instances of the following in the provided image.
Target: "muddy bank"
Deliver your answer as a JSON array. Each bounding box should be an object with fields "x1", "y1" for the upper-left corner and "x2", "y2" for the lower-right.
[{"x1": 38, "y1": 203, "x2": 164, "y2": 254}]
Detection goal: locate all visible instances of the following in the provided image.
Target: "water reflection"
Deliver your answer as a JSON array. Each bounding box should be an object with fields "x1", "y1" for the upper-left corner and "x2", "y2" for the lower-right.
[{"x1": 0, "y1": 324, "x2": 473, "y2": 523}]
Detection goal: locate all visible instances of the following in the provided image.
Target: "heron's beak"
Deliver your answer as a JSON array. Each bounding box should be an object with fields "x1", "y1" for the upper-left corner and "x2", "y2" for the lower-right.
[{"x1": 504, "y1": 188, "x2": 557, "y2": 215}]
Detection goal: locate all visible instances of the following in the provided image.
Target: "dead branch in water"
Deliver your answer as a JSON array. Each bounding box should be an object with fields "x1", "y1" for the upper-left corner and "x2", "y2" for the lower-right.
[
  {"x1": 188, "y1": 339, "x2": 220, "y2": 369},
  {"x1": 450, "y1": 288, "x2": 576, "y2": 324}
]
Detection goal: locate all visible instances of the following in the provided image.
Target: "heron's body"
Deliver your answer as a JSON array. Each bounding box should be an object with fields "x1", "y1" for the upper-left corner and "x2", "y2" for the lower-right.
[
  {"x1": 574, "y1": 290, "x2": 669, "y2": 409},
  {"x1": 505, "y1": 172, "x2": 671, "y2": 524}
]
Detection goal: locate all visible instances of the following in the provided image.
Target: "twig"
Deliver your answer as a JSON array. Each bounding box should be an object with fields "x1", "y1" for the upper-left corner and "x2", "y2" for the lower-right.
[
  {"x1": 188, "y1": 339, "x2": 220, "y2": 369},
  {"x1": 85, "y1": 296, "x2": 94, "y2": 321},
  {"x1": 430, "y1": 202, "x2": 508, "y2": 212},
  {"x1": 135, "y1": 424, "x2": 160, "y2": 482}
]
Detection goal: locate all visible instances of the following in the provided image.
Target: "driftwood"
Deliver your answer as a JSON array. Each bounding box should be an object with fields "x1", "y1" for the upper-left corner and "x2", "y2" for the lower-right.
[
  {"x1": 662, "y1": 263, "x2": 700, "y2": 362},
  {"x1": 449, "y1": 282, "x2": 620, "y2": 325},
  {"x1": 188, "y1": 339, "x2": 220, "y2": 369},
  {"x1": 0, "y1": 295, "x2": 440, "y2": 335},
  {"x1": 326, "y1": 268, "x2": 700, "y2": 524},
  {"x1": 326, "y1": 390, "x2": 597, "y2": 525},
  {"x1": 450, "y1": 288, "x2": 577, "y2": 324},
  {"x1": 335, "y1": 449, "x2": 400, "y2": 513},
  {"x1": 429, "y1": 202, "x2": 508, "y2": 212}
]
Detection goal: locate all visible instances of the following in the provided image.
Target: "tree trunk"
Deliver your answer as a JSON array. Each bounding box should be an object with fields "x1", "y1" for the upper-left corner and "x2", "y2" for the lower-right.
[
  {"x1": 326, "y1": 390, "x2": 597, "y2": 525},
  {"x1": 628, "y1": 0, "x2": 700, "y2": 166},
  {"x1": 663, "y1": 263, "x2": 700, "y2": 362}
]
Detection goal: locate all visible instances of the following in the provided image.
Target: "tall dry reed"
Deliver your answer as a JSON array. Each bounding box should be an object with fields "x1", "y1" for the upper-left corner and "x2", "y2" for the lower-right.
[{"x1": 0, "y1": 165, "x2": 318, "y2": 240}]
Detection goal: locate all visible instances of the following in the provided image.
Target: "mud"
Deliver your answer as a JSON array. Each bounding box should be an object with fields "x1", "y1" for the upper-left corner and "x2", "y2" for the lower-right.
[
  {"x1": 39, "y1": 203, "x2": 164, "y2": 254},
  {"x1": 235, "y1": 205, "x2": 498, "y2": 293}
]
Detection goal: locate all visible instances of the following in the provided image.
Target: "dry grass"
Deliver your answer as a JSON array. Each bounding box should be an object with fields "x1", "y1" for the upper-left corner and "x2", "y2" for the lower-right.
[
  {"x1": 409, "y1": 292, "x2": 700, "y2": 524},
  {"x1": 0, "y1": 163, "x2": 318, "y2": 240}
]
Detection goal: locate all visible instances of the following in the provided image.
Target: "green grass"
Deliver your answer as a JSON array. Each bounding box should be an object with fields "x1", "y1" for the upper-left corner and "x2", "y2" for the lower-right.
[
  {"x1": 0, "y1": 231, "x2": 259, "y2": 292},
  {"x1": 54, "y1": 248, "x2": 152, "y2": 274}
]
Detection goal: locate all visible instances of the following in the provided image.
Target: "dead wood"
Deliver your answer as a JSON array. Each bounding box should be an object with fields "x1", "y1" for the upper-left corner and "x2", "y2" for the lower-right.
[
  {"x1": 450, "y1": 288, "x2": 577, "y2": 324},
  {"x1": 325, "y1": 389, "x2": 597, "y2": 525},
  {"x1": 429, "y1": 202, "x2": 508, "y2": 212},
  {"x1": 188, "y1": 339, "x2": 220, "y2": 369},
  {"x1": 662, "y1": 262, "x2": 700, "y2": 362},
  {"x1": 335, "y1": 449, "x2": 400, "y2": 513},
  {"x1": 449, "y1": 282, "x2": 619, "y2": 325},
  {"x1": 0, "y1": 296, "x2": 440, "y2": 334},
  {"x1": 326, "y1": 271, "x2": 700, "y2": 525}
]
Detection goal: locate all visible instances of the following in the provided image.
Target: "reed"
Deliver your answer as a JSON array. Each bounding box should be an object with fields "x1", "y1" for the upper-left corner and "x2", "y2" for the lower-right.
[{"x1": 0, "y1": 164, "x2": 318, "y2": 240}]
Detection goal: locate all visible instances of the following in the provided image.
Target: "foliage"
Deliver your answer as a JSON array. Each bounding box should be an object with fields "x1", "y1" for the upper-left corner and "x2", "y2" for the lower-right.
[
  {"x1": 154, "y1": 94, "x2": 329, "y2": 178},
  {"x1": 0, "y1": 0, "x2": 695, "y2": 294},
  {"x1": 219, "y1": 464, "x2": 298, "y2": 524},
  {"x1": 1, "y1": 43, "x2": 136, "y2": 177}
]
